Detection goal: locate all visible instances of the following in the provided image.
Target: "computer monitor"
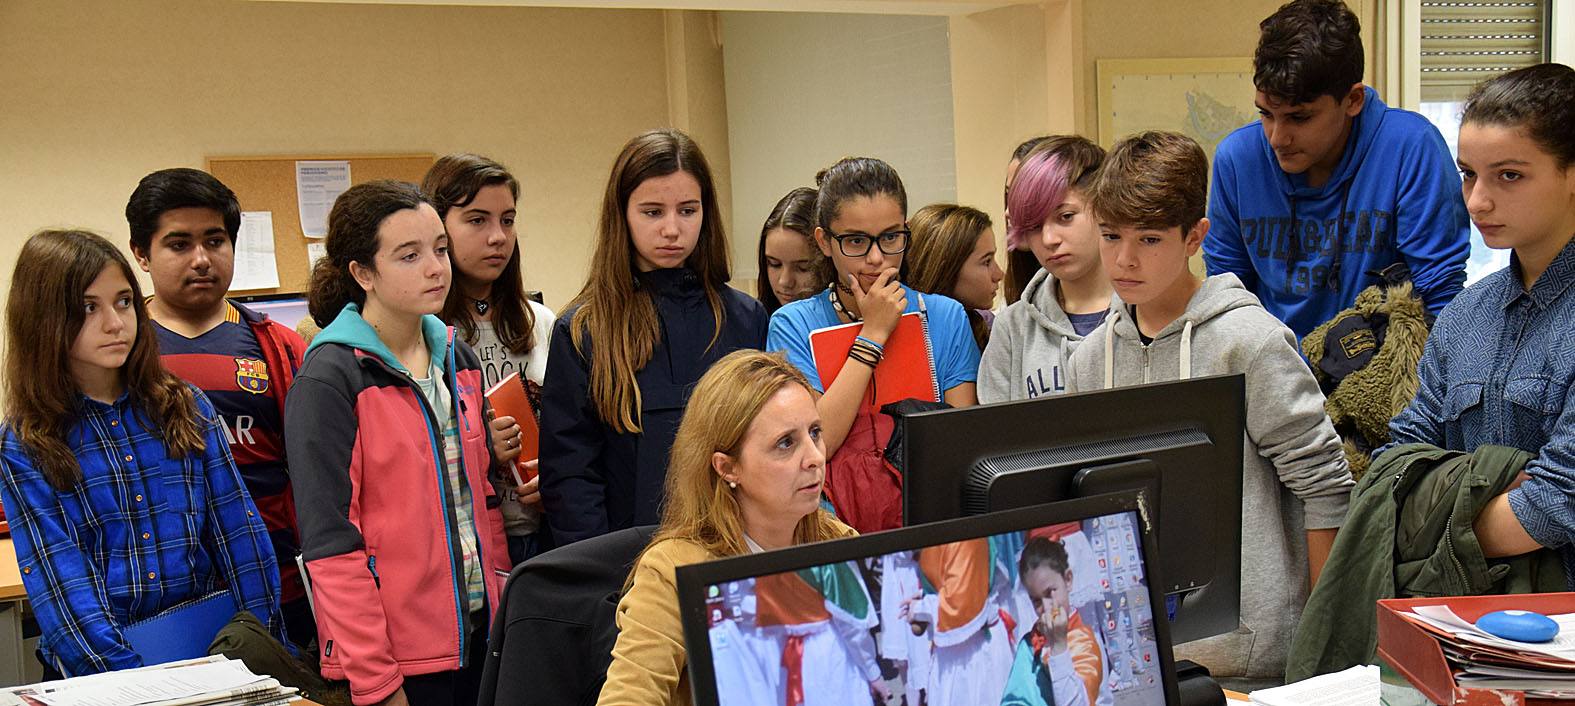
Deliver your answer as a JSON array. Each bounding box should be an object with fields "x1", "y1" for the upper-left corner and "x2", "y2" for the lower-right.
[
  {"x1": 234, "y1": 292, "x2": 310, "y2": 330},
  {"x1": 679, "y1": 491, "x2": 1177, "y2": 706},
  {"x1": 900, "y1": 374, "x2": 1245, "y2": 645}
]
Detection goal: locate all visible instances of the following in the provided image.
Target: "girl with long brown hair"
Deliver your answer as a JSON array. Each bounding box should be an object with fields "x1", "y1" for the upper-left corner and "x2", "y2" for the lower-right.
[
  {"x1": 422, "y1": 153, "x2": 555, "y2": 564},
  {"x1": 539, "y1": 129, "x2": 767, "y2": 546},
  {"x1": 0, "y1": 229, "x2": 286, "y2": 676},
  {"x1": 596, "y1": 350, "x2": 873, "y2": 706},
  {"x1": 906, "y1": 203, "x2": 1004, "y2": 350}
]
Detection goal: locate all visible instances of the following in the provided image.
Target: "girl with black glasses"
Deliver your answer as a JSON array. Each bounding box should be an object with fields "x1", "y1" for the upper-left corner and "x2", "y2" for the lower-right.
[{"x1": 766, "y1": 157, "x2": 979, "y2": 533}]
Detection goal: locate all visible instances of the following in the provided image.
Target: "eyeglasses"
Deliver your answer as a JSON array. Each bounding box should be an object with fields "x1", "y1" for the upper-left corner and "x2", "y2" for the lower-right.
[{"x1": 827, "y1": 229, "x2": 910, "y2": 258}]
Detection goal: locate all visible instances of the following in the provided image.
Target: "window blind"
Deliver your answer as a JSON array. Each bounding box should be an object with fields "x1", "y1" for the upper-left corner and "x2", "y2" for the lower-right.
[{"x1": 1420, "y1": 1, "x2": 1551, "y2": 101}]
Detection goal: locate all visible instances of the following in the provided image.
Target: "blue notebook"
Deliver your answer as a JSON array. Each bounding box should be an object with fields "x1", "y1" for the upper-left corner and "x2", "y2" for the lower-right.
[{"x1": 122, "y1": 591, "x2": 238, "y2": 665}]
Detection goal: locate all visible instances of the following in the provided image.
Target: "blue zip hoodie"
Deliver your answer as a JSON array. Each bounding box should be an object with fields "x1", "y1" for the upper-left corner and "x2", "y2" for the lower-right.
[{"x1": 1203, "y1": 86, "x2": 1470, "y2": 339}]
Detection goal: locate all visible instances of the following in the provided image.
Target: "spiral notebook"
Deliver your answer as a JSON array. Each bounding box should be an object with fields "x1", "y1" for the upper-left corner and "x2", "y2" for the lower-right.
[
  {"x1": 809, "y1": 309, "x2": 938, "y2": 407},
  {"x1": 122, "y1": 591, "x2": 237, "y2": 666}
]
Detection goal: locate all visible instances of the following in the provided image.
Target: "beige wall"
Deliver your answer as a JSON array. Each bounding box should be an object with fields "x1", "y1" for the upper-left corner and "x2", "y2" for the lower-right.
[
  {"x1": 1079, "y1": 0, "x2": 1285, "y2": 136},
  {"x1": 721, "y1": 11, "x2": 957, "y2": 284},
  {"x1": 662, "y1": 10, "x2": 740, "y2": 285},
  {"x1": 1080, "y1": 0, "x2": 1380, "y2": 134},
  {"x1": 948, "y1": 3, "x2": 1051, "y2": 240},
  {"x1": 0, "y1": 0, "x2": 676, "y2": 313}
]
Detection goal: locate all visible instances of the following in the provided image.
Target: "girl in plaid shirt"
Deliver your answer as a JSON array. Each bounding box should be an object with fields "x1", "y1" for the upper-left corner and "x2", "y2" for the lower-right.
[{"x1": 0, "y1": 229, "x2": 285, "y2": 677}]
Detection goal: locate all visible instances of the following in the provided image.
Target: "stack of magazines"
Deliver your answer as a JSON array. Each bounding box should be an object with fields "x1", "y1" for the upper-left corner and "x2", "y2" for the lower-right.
[
  {"x1": 1401, "y1": 604, "x2": 1575, "y2": 699},
  {"x1": 0, "y1": 656, "x2": 297, "y2": 706}
]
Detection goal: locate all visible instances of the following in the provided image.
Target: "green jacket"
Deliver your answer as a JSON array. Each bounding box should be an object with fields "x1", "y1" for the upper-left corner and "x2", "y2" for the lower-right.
[{"x1": 1285, "y1": 443, "x2": 1565, "y2": 682}]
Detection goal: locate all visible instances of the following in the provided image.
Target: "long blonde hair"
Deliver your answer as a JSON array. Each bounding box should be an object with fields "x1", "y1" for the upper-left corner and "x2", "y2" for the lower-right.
[{"x1": 640, "y1": 350, "x2": 845, "y2": 568}]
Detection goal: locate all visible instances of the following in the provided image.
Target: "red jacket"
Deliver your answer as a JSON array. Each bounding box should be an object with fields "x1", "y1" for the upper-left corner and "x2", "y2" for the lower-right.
[
  {"x1": 236, "y1": 302, "x2": 308, "y2": 603},
  {"x1": 285, "y1": 306, "x2": 508, "y2": 704}
]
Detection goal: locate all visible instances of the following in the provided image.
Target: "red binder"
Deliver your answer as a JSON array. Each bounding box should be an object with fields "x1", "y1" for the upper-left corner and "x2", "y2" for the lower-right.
[
  {"x1": 809, "y1": 311, "x2": 938, "y2": 407},
  {"x1": 1377, "y1": 593, "x2": 1575, "y2": 705},
  {"x1": 484, "y1": 371, "x2": 539, "y2": 483}
]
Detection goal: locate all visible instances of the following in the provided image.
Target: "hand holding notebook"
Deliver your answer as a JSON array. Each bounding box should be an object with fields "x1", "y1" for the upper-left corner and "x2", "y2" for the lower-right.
[
  {"x1": 484, "y1": 371, "x2": 539, "y2": 484},
  {"x1": 810, "y1": 310, "x2": 938, "y2": 407}
]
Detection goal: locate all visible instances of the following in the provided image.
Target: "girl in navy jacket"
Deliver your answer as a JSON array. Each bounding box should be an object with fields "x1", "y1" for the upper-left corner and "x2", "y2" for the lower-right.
[{"x1": 538, "y1": 129, "x2": 767, "y2": 546}]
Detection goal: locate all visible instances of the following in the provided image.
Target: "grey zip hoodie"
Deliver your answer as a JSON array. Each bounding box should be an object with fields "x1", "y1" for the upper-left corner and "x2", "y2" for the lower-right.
[
  {"x1": 978, "y1": 268, "x2": 1093, "y2": 403},
  {"x1": 1066, "y1": 273, "x2": 1354, "y2": 680}
]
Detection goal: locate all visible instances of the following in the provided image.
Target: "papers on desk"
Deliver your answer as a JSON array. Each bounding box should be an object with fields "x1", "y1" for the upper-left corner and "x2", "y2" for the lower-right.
[
  {"x1": 0, "y1": 656, "x2": 297, "y2": 706},
  {"x1": 1401, "y1": 605, "x2": 1575, "y2": 699},
  {"x1": 1248, "y1": 664, "x2": 1379, "y2": 705}
]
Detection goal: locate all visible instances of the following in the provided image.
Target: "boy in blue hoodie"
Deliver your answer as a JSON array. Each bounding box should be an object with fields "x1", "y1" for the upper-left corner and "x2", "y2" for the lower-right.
[{"x1": 1203, "y1": 0, "x2": 1470, "y2": 339}]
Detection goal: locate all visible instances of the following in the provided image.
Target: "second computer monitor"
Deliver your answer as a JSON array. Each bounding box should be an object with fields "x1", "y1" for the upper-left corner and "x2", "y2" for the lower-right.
[{"x1": 901, "y1": 374, "x2": 1245, "y2": 644}]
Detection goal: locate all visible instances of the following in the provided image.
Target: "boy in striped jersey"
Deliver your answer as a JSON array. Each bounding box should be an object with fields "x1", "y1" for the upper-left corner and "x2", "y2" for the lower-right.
[{"x1": 126, "y1": 168, "x2": 314, "y2": 650}]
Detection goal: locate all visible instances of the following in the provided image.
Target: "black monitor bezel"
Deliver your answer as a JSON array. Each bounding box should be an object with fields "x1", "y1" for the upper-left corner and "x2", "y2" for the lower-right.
[
  {"x1": 900, "y1": 373, "x2": 1246, "y2": 645},
  {"x1": 677, "y1": 490, "x2": 1181, "y2": 706}
]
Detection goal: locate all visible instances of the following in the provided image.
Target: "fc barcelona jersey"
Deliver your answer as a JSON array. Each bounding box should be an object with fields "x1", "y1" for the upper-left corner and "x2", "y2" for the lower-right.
[
  {"x1": 154, "y1": 313, "x2": 286, "y2": 479},
  {"x1": 152, "y1": 310, "x2": 301, "y2": 600}
]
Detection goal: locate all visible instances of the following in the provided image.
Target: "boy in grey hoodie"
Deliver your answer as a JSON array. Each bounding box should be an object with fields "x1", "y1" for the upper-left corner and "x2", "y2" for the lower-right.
[
  {"x1": 980, "y1": 136, "x2": 1111, "y2": 403},
  {"x1": 1066, "y1": 131, "x2": 1353, "y2": 681}
]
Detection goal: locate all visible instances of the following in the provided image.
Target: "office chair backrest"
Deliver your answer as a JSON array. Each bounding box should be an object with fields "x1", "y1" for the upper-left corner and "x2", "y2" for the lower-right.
[{"x1": 477, "y1": 525, "x2": 658, "y2": 706}]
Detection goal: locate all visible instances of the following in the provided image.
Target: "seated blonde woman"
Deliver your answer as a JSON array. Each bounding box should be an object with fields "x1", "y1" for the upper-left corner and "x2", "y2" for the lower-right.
[{"x1": 596, "y1": 350, "x2": 884, "y2": 706}]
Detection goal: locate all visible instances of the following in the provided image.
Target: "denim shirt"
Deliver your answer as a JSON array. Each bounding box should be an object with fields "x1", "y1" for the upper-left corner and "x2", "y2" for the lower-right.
[{"x1": 1389, "y1": 237, "x2": 1575, "y2": 584}]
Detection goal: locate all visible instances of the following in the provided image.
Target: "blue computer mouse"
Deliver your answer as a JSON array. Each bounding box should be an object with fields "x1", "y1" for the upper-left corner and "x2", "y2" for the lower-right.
[{"x1": 1477, "y1": 610, "x2": 1559, "y2": 643}]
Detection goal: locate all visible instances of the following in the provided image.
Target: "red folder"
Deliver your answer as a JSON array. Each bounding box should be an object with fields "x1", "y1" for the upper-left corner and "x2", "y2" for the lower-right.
[
  {"x1": 809, "y1": 312, "x2": 938, "y2": 407},
  {"x1": 1377, "y1": 593, "x2": 1575, "y2": 705},
  {"x1": 484, "y1": 371, "x2": 539, "y2": 483}
]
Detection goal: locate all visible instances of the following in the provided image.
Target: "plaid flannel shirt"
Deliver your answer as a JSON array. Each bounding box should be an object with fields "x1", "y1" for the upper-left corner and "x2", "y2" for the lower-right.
[{"x1": 0, "y1": 386, "x2": 285, "y2": 676}]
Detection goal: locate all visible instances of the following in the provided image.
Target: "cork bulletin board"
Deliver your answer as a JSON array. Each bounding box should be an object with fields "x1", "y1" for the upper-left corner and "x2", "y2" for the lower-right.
[{"x1": 205, "y1": 153, "x2": 435, "y2": 295}]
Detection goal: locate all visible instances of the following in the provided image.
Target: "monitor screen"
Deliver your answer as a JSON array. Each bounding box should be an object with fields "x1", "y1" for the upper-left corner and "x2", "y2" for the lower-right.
[
  {"x1": 234, "y1": 293, "x2": 310, "y2": 330},
  {"x1": 679, "y1": 493, "x2": 1177, "y2": 706}
]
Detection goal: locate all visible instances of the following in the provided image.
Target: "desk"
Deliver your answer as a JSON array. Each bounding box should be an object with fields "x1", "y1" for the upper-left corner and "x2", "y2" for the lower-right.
[
  {"x1": 1225, "y1": 689, "x2": 1249, "y2": 701},
  {"x1": 0, "y1": 541, "x2": 23, "y2": 602},
  {"x1": 0, "y1": 539, "x2": 25, "y2": 686}
]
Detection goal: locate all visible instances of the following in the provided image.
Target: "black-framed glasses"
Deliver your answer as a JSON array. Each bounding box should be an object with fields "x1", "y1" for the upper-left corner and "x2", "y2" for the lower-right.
[{"x1": 828, "y1": 229, "x2": 910, "y2": 257}]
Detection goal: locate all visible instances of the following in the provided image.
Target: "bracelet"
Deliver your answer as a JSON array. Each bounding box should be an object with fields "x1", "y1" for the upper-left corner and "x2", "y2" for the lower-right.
[
  {"x1": 847, "y1": 338, "x2": 884, "y2": 369},
  {"x1": 847, "y1": 348, "x2": 880, "y2": 369},
  {"x1": 854, "y1": 335, "x2": 886, "y2": 354}
]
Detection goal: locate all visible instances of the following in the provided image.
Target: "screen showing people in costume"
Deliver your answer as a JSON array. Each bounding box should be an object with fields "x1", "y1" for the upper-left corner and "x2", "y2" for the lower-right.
[{"x1": 701, "y1": 510, "x2": 1166, "y2": 706}]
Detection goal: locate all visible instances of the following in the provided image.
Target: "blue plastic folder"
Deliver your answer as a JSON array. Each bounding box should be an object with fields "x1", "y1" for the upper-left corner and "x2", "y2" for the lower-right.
[{"x1": 122, "y1": 591, "x2": 238, "y2": 666}]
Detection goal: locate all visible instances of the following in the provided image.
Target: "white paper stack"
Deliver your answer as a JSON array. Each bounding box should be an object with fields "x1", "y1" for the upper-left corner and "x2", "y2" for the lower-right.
[
  {"x1": 1248, "y1": 664, "x2": 1380, "y2": 706},
  {"x1": 0, "y1": 656, "x2": 298, "y2": 706}
]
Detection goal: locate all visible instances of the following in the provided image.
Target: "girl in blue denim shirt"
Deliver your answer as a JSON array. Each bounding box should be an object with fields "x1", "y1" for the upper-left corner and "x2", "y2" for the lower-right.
[{"x1": 1388, "y1": 63, "x2": 1575, "y2": 581}]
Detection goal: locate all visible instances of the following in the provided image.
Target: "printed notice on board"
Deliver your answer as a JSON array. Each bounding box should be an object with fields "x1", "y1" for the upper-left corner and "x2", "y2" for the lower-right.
[
  {"x1": 233, "y1": 212, "x2": 281, "y2": 290},
  {"x1": 306, "y1": 241, "x2": 327, "y2": 266},
  {"x1": 295, "y1": 160, "x2": 351, "y2": 238}
]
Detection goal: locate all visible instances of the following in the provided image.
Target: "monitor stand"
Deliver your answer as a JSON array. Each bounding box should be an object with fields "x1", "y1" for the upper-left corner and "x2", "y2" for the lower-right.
[{"x1": 1176, "y1": 660, "x2": 1226, "y2": 705}]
